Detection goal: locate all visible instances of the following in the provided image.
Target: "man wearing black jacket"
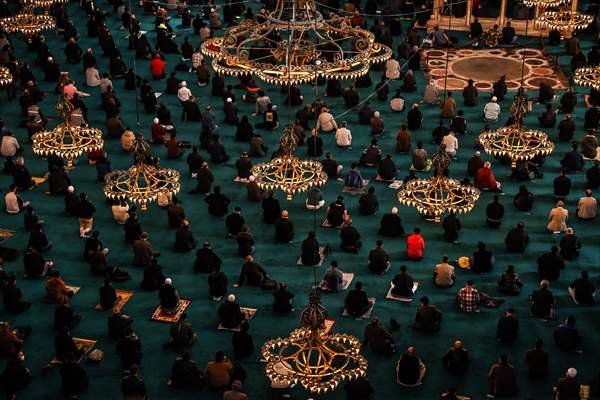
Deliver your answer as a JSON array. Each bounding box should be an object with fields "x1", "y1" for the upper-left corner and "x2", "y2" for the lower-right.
[{"x1": 193, "y1": 241, "x2": 221, "y2": 273}]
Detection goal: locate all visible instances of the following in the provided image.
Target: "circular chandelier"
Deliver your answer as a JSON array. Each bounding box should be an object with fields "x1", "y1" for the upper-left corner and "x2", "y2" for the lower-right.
[
  {"x1": 574, "y1": 66, "x2": 600, "y2": 90},
  {"x1": 104, "y1": 134, "x2": 180, "y2": 211},
  {"x1": 32, "y1": 97, "x2": 103, "y2": 169},
  {"x1": 0, "y1": 66, "x2": 13, "y2": 86},
  {"x1": 0, "y1": 7, "x2": 54, "y2": 36},
  {"x1": 522, "y1": 0, "x2": 568, "y2": 7},
  {"x1": 201, "y1": 0, "x2": 392, "y2": 85},
  {"x1": 535, "y1": 8, "x2": 594, "y2": 32},
  {"x1": 21, "y1": 0, "x2": 69, "y2": 9},
  {"x1": 251, "y1": 126, "x2": 327, "y2": 200},
  {"x1": 478, "y1": 91, "x2": 554, "y2": 168},
  {"x1": 262, "y1": 293, "x2": 367, "y2": 394},
  {"x1": 397, "y1": 148, "x2": 480, "y2": 223}
]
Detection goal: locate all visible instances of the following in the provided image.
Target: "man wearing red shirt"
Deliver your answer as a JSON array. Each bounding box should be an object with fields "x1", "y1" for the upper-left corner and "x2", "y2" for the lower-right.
[
  {"x1": 150, "y1": 54, "x2": 166, "y2": 79},
  {"x1": 475, "y1": 161, "x2": 501, "y2": 192},
  {"x1": 406, "y1": 228, "x2": 425, "y2": 260}
]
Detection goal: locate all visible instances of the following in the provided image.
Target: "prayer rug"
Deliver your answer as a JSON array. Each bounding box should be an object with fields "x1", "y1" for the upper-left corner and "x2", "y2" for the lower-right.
[
  {"x1": 386, "y1": 282, "x2": 419, "y2": 302},
  {"x1": 151, "y1": 298, "x2": 191, "y2": 324},
  {"x1": 297, "y1": 246, "x2": 327, "y2": 266},
  {"x1": 66, "y1": 286, "x2": 80, "y2": 294},
  {"x1": 233, "y1": 176, "x2": 249, "y2": 184},
  {"x1": 342, "y1": 179, "x2": 370, "y2": 194},
  {"x1": 322, "y1": 319, "x2": 335, "y2": 334},
  {"x1": 0, "y1": 228, "x2": 16, "y2": 241},
  {"x1": 387, "y1": 180, "x2": 403, "y2": 189},
  {"x1": 342, "y1": 298, "x2": 376, "y2": 319},
  {"x1": 375, "y1": 175, "x2": 395, "y2": 183},
  {"x1": 95, "y1": 289, "x2": 134, "y2": 312},
  {"x1": 50, "y1": 338, "x2": 97, "y2": 365},
  {"x1": 217, "y1": 307, "x2": 257, "y2": 331},
  {"x1": 317, "y1": 272, "x2": 354, "y2": 292}
]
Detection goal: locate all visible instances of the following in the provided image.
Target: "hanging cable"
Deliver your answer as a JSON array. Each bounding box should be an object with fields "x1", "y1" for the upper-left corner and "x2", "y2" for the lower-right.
[{"x1": 442, "y1": 1, "x2": 453, "y2": 99}]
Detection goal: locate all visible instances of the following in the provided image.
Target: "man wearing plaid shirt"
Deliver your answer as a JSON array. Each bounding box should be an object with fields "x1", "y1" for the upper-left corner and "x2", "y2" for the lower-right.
[
  {"x1": 457, "y1": 280, "x2": 480, "y2": 312},
  {"x1": 192, "y1": 48, "x2": 204, "y2": 70}
]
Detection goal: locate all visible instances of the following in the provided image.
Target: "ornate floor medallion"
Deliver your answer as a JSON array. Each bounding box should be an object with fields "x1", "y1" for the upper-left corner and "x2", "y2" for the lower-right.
[{"x1": 423, "y1": 48, "x2": 567, "y2": 91}]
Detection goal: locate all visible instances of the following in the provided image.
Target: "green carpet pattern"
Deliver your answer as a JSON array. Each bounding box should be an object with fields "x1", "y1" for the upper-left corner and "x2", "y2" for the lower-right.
[{"x1": 0, "y1": 1, "x2": 599, "y2": 399}]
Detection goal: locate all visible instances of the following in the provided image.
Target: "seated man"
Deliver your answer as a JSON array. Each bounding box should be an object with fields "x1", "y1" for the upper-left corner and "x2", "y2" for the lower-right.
[
  {"x1": 363, "y1": 316, "x2": 395, "y2": 355},
  {"x1": 45, "y1": 271, "x2": 71, "y2": 305},
  {"x1": 377, "y1": 154, "x2": 397, "y2": 181},
  {"x1": 108, "y1": 310, "x2": 133, "y2": 340},
  {"x1": 325, "y1": 196, "x2": 348, "y2": 228},
  {"x1": 391, "y1": 266, "x2": 414, "y2": 298},
  {"x1": 339, "y1": 219, "x2": 361, "y2": 254},
  {"x1": 98, "y1": 279, "x2": 117, "y2": 310},
  {"x1": 554, "y1": 316, "x2": 582, "y2": 351},
  {"x1": 208, "y1": 265, "x2": 227, "y2": 300},
  {"x1": 442, "y1": 341, "x2": 469, "y2": 374},
  {"x1": 368, "y1": 240, "x2": 391, "y2": 274},
  {"x1": 344, "y1": 282, "x2": 372, "y2": 317},
  {"x1": 274, "y1": 210, "x2": 294, "y2": 243},
  {"x1": 3, "y1": 276, "x2": 31, "y2": 315},
  {"x1": 498, "y1": 265, "x2": 523, "y2": 295},
  {"x1": 218, "y1": 294, "x2": 245, "y2": 329},
  {"x1": 531, "y1": 280, "x2": 554, "y2": 318},
  {"x1": 505, "y1": 221, "x2": 529, "y2": 253},
  {"x1": 170, "y1": 351, "x2": 203, "y2": 388},
  {"x1": 378, "y1": 207, "x2": 406, "y2": 237},
  {"x1": 306, "y1": 187, "x2": 325, "y2": 210},
  {"x1": 141, "y1": 260, "x2": 165, "y2": 291},
  {"x1": 560, "y1": 227, "x2": 581, "y2": 260},
  {"x1": 457, "y1": 280, "x2": 480, "y2": 313},
  {"x1": 321, "y1": 261, "x2": 344, "y2": 291},
  {"x1": 158, "y1": 278, "x2": 180, "y2": 314},
  {"x1": 406, "y1": 228, "x2": 425, "y2": 261},
  {"x1": 301, "y1": 231, "x2": 321, "y2": 266},
  {"x1": 396, "y1": 347, "x2": 426, "y2": 387},
  {"x1": 434, "y1": 255, "x2": 455, "y2": 288},
  {"x1": 359, "y1": 139, "x2": 382, "y2": 167},
  {"x1": 234, "y1": 255, "x2": 267, "y2": 287},
  {"x1": 414, "y1": 296, "x2": 442, "y2": 333},
  {"x1": 488, "y1": 355, "x2": 516, "y2": 397},
  {"x1": 569, "y1": 271, "x2": 596, "y2": 305},
  {"x1": 556, "y1": 368, "x2": 581, "y2": 400},
  {"x1": 475, "y1": 161, "x2": 501, "y2": 191},
  {"x1": 497, "y1": 308, "x2": 519, "y2": 343},
  {"x1": 54, "y1": 327, "x2": 84, "y2": 362},
  {"x1": 235, "y1": 225, "x2": 254, "y2": 257},
  {"x1": 272, "y1": 282, "x2": 294, "y2": 313},
  {"x1": 344, "y1": 163, "x2": 364, "y2": 189},
  {"x1": 411, "y1": 142, "x2": 428, "y2": 171},
  {"x1": 471, "y1": 241, "x2": 494, "y2": 273},
  {"x1": 358, "y1": 187, "x2": 378, "y2": 216},
  {"x1": 500, "y1": 21, "x2": 517, "y2": 45},
  {"x1": 164, "y1": 313, "x2": 196, "y2": 349},
  {"x1": 54, "y1": 300, "x2": 81, "y2": 331}
]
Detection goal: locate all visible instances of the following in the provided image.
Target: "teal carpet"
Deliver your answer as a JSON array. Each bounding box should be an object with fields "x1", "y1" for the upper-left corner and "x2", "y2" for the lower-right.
[{"x1": 0, "y1": 2, "x2": 599, "y2": 399}]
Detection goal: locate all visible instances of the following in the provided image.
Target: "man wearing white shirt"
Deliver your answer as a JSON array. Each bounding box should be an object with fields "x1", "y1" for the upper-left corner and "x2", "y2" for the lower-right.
[
  {"x1": 177, "y1": 81, "x2": 193, "y2": 102},
  {"x1": 254, "y1": 91, "x2": 271, "y2": 116},
  {"x1": 484, "y1": 96, "x2": 501, "y2": 122},
  {"x1": 335, "y1": 121, "x2": 352, "y2": 148},
  {"x1": 0, "y1": 130, "x2": 20, "y2": 157},
  {"x1": 577, "y1": 189, "x2": 597, "y2": 220},
  {"x1": 5, "y1": 184, "x2": 29, "y2": 214},
  {"x1": 442, "y1": 131, "x2": 458, "y2": 157},
  {"x1": 316, "y1": 108, "x2": 338, "y2": 133}
]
